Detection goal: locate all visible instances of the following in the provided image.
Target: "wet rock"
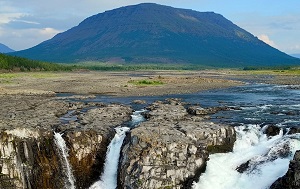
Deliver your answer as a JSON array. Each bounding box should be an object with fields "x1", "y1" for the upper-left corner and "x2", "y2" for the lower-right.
[
  {"x1": 187, "y1": 106, "x2": 232, "y2": 116},
  {"x1": 236, "y1": 161, "x2": 250, "y2": 173},
  {"x1": 270, "y1": 151, "x2": 300, "y2": 189},
  {"x1": 119, "y1": 99, "x2": 236, "y2": 189},
  {"x1": 264, "y1": 125, "x2": 281, "y2": 137},
  {"x1": 289, "y1": 127, "x2": 300, "y2": 134},
  {"x1": 132, "y1": 100, "x2": 147, "y2": 104}
]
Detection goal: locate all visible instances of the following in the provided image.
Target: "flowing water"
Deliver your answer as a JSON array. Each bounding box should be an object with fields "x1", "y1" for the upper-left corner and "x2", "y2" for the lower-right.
[
  {"x1": 192, "y1": 125, "x2": 300, "y2": 189},
  {"x1": 89, "y1": 110, "x2": 145, "y2": 189},
  {"x1": 191, "y1": 84, "x2": 300, "y2": 189},
  {"x1": 61, "y1": 83, "x2": 300, "y2": 189},
  {"x1": 54, "y1": 132, "x2": 76, "y2": 189},
  {"x1": 89, "y1": 127, "x2": 130, "y2": 189}
]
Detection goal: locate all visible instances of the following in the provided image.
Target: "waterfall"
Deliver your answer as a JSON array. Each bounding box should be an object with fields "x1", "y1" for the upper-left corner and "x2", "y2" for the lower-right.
[
  {"x1": 89, "y1": 127, "x2": 130, "y2": 189},
  {"x1": 89, "y1": 109, "x2": 145, "y2": 189},
  {"x1": 192, "y1": 124, "x2": 300, "y2": 189},
  {"x1": 54, "y1": 132, "x2": 76, "y2": 189}
]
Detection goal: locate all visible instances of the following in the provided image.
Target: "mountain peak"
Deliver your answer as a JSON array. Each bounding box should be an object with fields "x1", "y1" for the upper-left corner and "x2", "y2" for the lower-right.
[
  {"x1": 11, "y1": 3, "x2": 300, "y2": 67},
  {"x1": 0, "y1": 43, "x2": 15, "y2": 53}
]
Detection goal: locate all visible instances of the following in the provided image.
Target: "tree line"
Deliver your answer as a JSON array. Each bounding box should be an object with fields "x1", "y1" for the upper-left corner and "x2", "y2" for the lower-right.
[{"x1": 0, "y1": 53, "x2": 72, "y2": 71}]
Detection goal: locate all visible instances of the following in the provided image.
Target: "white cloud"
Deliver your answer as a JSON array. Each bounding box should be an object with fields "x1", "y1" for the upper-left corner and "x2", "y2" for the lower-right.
[
  {"x1": 286, "y1": 45, "x2": 300, "y2": 53},
  {"x1": 17, "y1": 20, "x2": 40, "y2": 25},
  {"x1": 39, "y1": 27, "x2": 60, "y2": 36},
  {"x1": 258, "y1": 34, "x2": 277, "y2": 48},
  {"x1": 0, "y1": 13, "x2": 25, "y2": 24},
  {"x1": 0, "y1": 27, "x2": 61, "y2": 50}
]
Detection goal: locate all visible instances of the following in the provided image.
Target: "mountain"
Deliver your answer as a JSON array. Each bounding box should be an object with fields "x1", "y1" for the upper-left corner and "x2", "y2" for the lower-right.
[
  {"x1": 0, "y1": 43, "x2": 15, "y2": 53},
  {"x1": 11, "y1": 3, "x2": 300, "y2": 67},
  {"x1": 291, "y1": 54, "x2": 300, "y2": 59}
]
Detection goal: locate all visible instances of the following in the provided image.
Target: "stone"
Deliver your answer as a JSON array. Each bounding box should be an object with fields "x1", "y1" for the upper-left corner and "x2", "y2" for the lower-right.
[
  {"x1": 264, "y1": 125, "x2": 281, "y2": 137},
  {"x1": 270, "y1": 150, "x2": 300, "y2": 189},
  {"x1": 118, "y1": 99, "x2": 236, "y2": 189},
  {"x1": 0, "y1": 95, "x2": 133, "y2": 189}
]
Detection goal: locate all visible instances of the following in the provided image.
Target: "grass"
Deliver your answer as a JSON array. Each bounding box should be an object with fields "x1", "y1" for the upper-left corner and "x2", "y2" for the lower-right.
[
  {"x1": 0, "y1": 72, "x2": 59, "y2": 79},
  {"x1": 0, "y1": 73, "x2": 19, "y2": 79},
  {"x1": 241, "y1": 66, "x2": 300, "y2": 75},
  {"x1": 128, "y1": 79, "x2": 164, "y2": 86},
  {"x1": 27, "y1": 72, "x2": 58, "y2": 78},
  {"x1": 238, "y1": 69, "x2": 300, "y2": 75}
]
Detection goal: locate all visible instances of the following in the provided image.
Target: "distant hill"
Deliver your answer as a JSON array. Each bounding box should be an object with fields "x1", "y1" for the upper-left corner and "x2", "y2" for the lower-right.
[
  {"x1": 11, "y1": 3, "x2": 300, "y2": 68},
  {"x1": 0, "y1": 53, "x2": 71, "y2": 71},
  {"x1": 0, "y1": 43, "x2": 15, "y2": 53},
  {"x1": 291, "y1": 54, "x2": 300, "y2": 59}
]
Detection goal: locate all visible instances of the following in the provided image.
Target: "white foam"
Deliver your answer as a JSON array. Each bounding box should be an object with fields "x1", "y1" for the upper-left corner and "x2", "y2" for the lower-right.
[
  {"x1": 130, "y1": 109, "x2": 146, "y2": 125},
  {"x1": 192, "y1": 125, "x2": 300, "y2": 189}
]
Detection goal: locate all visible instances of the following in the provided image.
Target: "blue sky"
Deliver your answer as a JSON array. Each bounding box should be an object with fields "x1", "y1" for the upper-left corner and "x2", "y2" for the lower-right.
[{"x1": 0, "y1": 0, "x2": 299, "y2": 54}]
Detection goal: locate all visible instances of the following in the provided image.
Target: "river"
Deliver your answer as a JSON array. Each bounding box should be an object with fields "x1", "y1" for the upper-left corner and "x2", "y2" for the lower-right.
[{"x1": 64, "y1": 83, "x2": 300, "y2": 188}]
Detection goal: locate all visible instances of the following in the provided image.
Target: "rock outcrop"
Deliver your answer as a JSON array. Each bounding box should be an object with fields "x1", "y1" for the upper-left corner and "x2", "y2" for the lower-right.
[
  {"x1": 1, "y1": 95, "x2": 236, "y2": 189},
  {"x1": 119, "y1": 99, "x2": 236, "y2": 189},
  {"x1": 270, "y1": 150, "x2": 300, "y2": 189},
  {"x1": 0, "y1": 95, "x2": 132, "y2": 189}
]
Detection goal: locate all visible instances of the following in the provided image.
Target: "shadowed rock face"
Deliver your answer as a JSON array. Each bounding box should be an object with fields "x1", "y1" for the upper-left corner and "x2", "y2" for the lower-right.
[
  {"x1": 118, "y1": 99, "x2": 236, "y2": 189},
  {"x1": 270, "y1": 150, "x2": 300, "y2": 189}
]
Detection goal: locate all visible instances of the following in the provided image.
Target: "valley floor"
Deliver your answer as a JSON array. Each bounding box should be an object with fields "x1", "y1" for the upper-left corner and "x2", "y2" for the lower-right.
[{"x1": 0, "y1": 70, "x2": 299, "y2": 96}]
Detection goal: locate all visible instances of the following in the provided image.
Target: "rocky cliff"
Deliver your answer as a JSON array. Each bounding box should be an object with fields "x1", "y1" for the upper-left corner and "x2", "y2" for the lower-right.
[
  {"x1": 0, "y1": 95, "x2": 132, "y2": 189},
  {"x1": 118, "y1": 99, "x2": 236, "y2": 189},
  {"x1": 0, "y1": 95, "x2": 236, "y2": 189}
]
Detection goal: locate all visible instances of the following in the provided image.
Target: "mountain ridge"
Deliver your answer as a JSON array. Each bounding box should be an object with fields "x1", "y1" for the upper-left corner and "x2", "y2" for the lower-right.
[
  {"x1": 11, "y1": 3, "x2": 300, "y2": 67},
  {"x1": 0, "y1": 43, "x2": 15, "y2": 53}
]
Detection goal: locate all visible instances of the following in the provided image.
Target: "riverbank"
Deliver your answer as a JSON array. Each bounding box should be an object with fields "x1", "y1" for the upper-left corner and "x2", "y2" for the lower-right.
[
  {"x1": 0, "y1": 71, "x2": 242, "y2": 96},
  {"x1": 1, "y1": 70, "x2": 299, "y2": 96}
]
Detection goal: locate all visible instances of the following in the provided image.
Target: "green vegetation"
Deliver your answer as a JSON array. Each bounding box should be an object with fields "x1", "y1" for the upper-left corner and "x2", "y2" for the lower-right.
[
  {"x1": 242, "y1": 66, "x2": 300, "y2": 75},
  {"x1": 128, "y1": 79, "x2": 164, "y2": 86},
  {"x1": 0, "y1": 53, "x2": 72, "y2": 71},
  {"x1": 243, "y1": 66, "x2": 293, "y2": 71},
  {"x1": 71, "y1": 62, "x2": 213, "y2": 71}
]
